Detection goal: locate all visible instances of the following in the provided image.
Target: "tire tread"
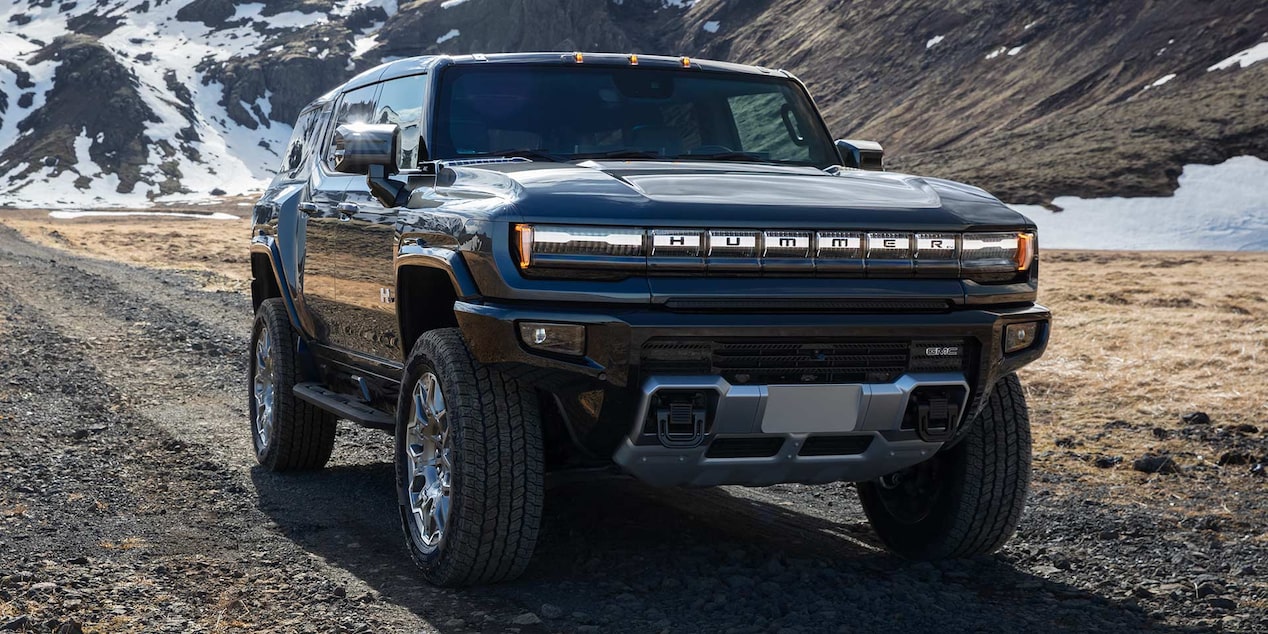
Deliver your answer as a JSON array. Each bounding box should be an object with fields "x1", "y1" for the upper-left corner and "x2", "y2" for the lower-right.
[
  {"x1": 398, "y1": 328, "x2": 543, "y2": 586},
  {"x1": 251, "y1": 299, "x2": 337, "y2": 471}
]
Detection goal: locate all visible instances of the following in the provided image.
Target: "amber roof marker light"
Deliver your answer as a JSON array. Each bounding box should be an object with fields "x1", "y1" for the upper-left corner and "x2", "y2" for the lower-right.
[
  {"x1": 573, "y1": 52, "x2": 584, "y2": 63},
  {"x1": 629, "y1": 54, "x2": 639, "y2": 65}
]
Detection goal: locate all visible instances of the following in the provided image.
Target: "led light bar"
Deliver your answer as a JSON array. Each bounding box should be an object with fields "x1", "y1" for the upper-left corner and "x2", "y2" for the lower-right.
[{"x1": 514, "y1": 225, "x2": 1036, "y2": 280}]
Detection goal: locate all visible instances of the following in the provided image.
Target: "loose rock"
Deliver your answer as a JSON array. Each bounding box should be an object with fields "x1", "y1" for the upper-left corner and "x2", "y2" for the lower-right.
[
  {"x1": 511, "y1": 612, "x2": 542, "y2": 625},
  {"x1": 1133, "y1": 454, "x2": 1181, "y2": 474},
  {"x1": 1206, "y1": 597, "x2": 1236, "y2": 611},
  {"x1": 1217, "y1": 451, "x2": 1255, "y2": 466},
  {"x1": 1181, "y1": 411, "x2": 1211, "y2": 425},
  {"x1": 1094, "y1": 455, "x2": 1122, "y2": 468}
]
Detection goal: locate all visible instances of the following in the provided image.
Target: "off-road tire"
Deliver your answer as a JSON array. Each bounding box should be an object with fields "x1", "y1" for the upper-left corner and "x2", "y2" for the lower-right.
[
  {"x1": 396, "y1": 328, "x2": 544, "y2": 586},
  {"x1": 858, "y1": 374, "x2": 1031, "y2": 559},
  {"x1": 249, "y1": 298, "x2": 337, "y2": 470}
]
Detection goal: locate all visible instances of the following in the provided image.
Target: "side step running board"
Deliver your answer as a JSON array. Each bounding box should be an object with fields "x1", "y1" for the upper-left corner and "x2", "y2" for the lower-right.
[{"x1": 293, "y1": 383, "x2": 394, "y2": 430}]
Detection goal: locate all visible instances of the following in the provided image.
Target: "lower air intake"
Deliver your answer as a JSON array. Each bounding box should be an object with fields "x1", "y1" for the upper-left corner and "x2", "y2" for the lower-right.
[
  {"x1": 706, "y1": 437, "x2": 784, "y2": 459},
  {"x1": 799, "y1": 435, "x2": 873, "y2": 457}
]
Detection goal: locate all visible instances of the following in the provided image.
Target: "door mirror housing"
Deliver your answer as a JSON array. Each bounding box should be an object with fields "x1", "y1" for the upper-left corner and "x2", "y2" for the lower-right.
[
  {"x1": 333, "y1": 123, "x2": 399, "y2": 175},
  {"x1": 835, "y1": 139, "x2": 884, "y2": 171},
  {"x1": 332, "y1": 123, "x2": 416, "y2": 208}
]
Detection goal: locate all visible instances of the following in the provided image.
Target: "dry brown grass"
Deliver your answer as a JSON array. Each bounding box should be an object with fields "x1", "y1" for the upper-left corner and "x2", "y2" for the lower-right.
[
  {"x1": 1027, "y1": 251, "x2": 1267, "y2": 439},
  {"x1": 1022, "y1": 251, "x2": 1268, "y2": 523},
  {"x1": 0, "y1": 209, "x2": 252, "y2": 293}
]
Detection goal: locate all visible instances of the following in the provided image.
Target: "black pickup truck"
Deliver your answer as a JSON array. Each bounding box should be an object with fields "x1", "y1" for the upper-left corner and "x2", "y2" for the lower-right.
[{"x1": 249, "y1": 52, "x2": 1050, "y2": 586}]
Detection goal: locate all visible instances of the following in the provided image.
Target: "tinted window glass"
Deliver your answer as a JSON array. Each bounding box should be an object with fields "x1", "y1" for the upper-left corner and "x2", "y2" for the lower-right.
[
  {"x1": 327, "y1": 83, "x2": 379, "y2": 168},
  {"x1": 279, "y1": 109, "x2": 319, "y2": 178},
  {"x1": 728, "y1": 92, "x2": 812, "y2": 162},
  {"x1": 433, "y1": 65, "x2": 835, "y2": 167},
  {"x1": 374, "y1": 74, "x2": 428, "y2": 169}
]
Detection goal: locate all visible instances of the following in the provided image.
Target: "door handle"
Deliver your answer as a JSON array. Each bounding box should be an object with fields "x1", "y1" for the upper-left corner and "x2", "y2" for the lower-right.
[
  {"x1": 298, "y1": 202, "x2": 317, "y2": 217},
  {"x1": 336, "y1": 202, "x2": 358, "y2": 221}
]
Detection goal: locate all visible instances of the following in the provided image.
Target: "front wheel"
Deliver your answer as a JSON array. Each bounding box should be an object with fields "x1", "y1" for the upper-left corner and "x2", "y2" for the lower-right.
[
  {"x1": 395, "y1": 328, "x2": 544, "y2": 586},
  {"x1": 858, "y1": 374, "x2": 1032, "y2": 559}
]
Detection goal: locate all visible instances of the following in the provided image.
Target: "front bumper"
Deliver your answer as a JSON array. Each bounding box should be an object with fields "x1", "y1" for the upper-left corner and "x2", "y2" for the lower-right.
[
  {"x1": 612, "y1": 373, "x2": 965, "y2": 486},
  {"x1": 455, "y1": 300, "x2": 1049, "y2": 486}
]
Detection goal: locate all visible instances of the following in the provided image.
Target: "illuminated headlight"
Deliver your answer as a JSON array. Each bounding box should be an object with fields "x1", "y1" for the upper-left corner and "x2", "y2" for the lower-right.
[
  {"x1": 518, "y1": 321, "x2": 586, "y2": 356},
  {"x1": 512, "y1": 224, "x2": 1038, "y2": 280},
  {"x1": 961, "y1": 232, "x2": 1036, "y2": 275},
  {"x1": 1004, "y1": 321, "x2": 1040, "y2": 353},
  {"x1": 516, "y1": 224, "x2": 645, "y2": 269}
]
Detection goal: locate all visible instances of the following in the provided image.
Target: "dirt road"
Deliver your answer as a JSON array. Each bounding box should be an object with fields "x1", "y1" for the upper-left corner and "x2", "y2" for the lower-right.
[{"x1": 0, "y1": 223, "x2": 1263, "y2": 633}]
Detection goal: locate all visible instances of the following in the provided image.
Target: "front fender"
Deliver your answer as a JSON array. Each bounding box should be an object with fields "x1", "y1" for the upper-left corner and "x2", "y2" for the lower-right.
[
  {"x1": 395, "y1": 240, "x2": 481, "y2": 300},
  {"x1": 250, "y1": 236, "x2": 303, "y2": 332}
]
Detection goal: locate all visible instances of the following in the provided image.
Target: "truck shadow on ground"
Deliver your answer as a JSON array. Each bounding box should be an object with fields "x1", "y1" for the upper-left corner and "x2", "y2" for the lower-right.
[{"x1": 251, "y1": 460, "x2": 1173, "y2": 633}]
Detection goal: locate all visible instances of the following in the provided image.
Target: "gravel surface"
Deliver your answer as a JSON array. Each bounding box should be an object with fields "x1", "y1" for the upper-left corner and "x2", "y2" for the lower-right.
[{"x1": 0, "y1": 224, "x2": 1264, "y2": 633}]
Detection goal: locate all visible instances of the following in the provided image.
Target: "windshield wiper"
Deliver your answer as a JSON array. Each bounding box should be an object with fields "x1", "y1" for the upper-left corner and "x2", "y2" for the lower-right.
[
  {"x1": 570, "y1": 149, "x2": 665, "y2": 160},
  {"x1": 453, "y1": 148, "x2": 566, "y2": 162},
  {"x1": 672, "y1": 151, "x2": 769, "y2": 163}
]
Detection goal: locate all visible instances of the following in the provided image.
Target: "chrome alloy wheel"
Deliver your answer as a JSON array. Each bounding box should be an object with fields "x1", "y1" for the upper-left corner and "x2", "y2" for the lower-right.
[
  {"x1": 405, "y1": 372, "x2": 453, "y2": 552},
  {"x1": 252, "y1": 326, "x2": 276, "y2": 451}
]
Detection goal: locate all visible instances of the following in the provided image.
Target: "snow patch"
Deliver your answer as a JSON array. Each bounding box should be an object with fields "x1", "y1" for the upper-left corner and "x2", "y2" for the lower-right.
[
  {"x1": 230, "y1": 3, "x2": 266, "y2": 21},
  {"x1": 436, "y1": 29, "x2": 461, "y2": 44},
  {"x1": 925, "y1": 35, "x2": 944, "y2": 49},
  {"x1": 985, "y1": 46, "x2": 1006, "y2": 60},
  {"x1": 49, "y1": 210, "x2": 239, "y2": 220},
  {"x1": 1023, "y1": 21, "x2": 1037, "y2": 30},
  {"x1": 440, "y1": 0, "x2": 471, "y2": 7},
  {"x1": 0, "y1": 44, "x2": 59, "y2": 157},
  {"x1": 703, "y1": 21, "x2": 721, "y2": 34},
  {"x1": 333, "y1": 0, "x2": 399, "y2": 17},
  {"x1": 1007, "y1": 45, "x2": 1024, "y2": 56},
  {"x1": 1207, "y1": 41, "x2": 1268, "y2": 71},
  {"x1": 1150, "y1": 73, "x2": 1176, "y2": 87},
  {"x1": 1010, "y1": 156, "x2": 1268, "y2": 251},
  {"x1": 351, "y1": 34, "x2": 380, "y2": 58}
]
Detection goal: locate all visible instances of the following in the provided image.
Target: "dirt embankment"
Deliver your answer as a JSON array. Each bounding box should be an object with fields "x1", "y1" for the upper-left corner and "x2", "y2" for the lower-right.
[{"x1": 0, "y1": 213, "x2": 1265, "y2": 633}]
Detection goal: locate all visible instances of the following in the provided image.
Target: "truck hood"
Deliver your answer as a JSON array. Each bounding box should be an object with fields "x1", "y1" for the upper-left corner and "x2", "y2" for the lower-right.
[{"x1": 428, "y1": 160, "x2": 1032, "y2": 231}]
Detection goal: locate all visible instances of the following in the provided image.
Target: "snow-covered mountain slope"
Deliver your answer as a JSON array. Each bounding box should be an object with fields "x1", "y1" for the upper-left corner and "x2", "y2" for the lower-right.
[
  {"x1": 0, "y1": 0, "x2": 1265, "y2": 252},
  {"x1": 0, "y1": 0, "x2": 402, "y2": 207},
  {"x1": 1012, "y1": 156, "x2": 1268, "y2": 252},
  {"x1": 0, "y1": 0, "x2": 694, "y2": 206}
]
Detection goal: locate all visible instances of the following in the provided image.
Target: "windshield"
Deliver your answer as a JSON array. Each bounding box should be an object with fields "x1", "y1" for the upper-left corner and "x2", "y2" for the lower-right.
[{"x1": 433, "y1": 64, "x2": 838, "y2": 167}]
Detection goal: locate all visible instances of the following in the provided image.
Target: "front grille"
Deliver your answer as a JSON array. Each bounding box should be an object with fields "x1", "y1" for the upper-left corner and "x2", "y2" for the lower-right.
[
  {"x1": 641, "y1": 338, "x2": 970, "y2": 385},
  {"x1": 662, "y1": 298, "x2": 952, "y2": 313}
]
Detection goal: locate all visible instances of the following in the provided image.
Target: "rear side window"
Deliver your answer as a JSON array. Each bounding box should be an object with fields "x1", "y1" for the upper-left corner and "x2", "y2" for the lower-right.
[{"x1": 374, "y1": 74, "x2": 428, "y2": 170}]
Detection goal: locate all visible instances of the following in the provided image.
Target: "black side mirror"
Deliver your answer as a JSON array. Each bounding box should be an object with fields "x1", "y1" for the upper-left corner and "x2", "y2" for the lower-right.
[
  {"x1": 835, "y1": 139, "x2": 884, "y2": 171},
  {"x1": 333, "y1": 123, "x2": 413, "y2": 207},
  {"x1": 333, "y1": 123, "x2": 399, "y2": 175}
]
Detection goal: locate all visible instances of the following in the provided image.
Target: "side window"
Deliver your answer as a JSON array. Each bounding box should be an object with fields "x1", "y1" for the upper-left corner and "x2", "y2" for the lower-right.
[
  {"x1": 728, "y1": 91, "x2": 809, "y2": 162},
  {"x1": 279, "y1": 109, "x2": 321, "y2": 179},
  {"x1": 326, "y1": 83, "x2": 379, "y2": 169},
  {"x1": 373, "y1": 74, "x2": 428, "y2": 170}
]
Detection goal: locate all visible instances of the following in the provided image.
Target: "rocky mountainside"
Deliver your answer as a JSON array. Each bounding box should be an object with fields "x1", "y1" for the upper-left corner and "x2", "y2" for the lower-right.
[{"x1": 0, "y1": 0, "x2": 1265, "y2": 207}]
